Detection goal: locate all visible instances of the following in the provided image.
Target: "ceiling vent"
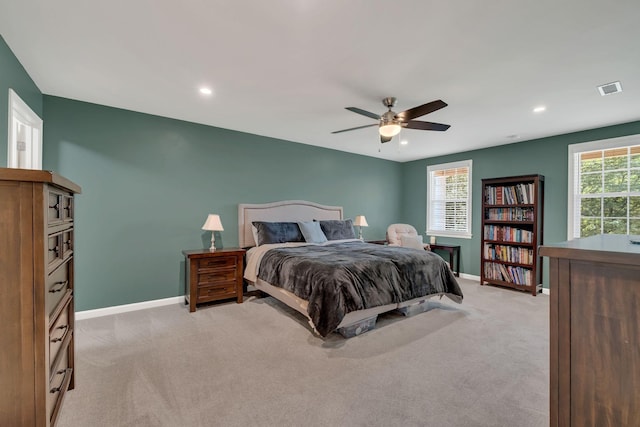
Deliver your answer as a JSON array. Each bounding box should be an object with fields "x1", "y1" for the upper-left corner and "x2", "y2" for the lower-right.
[{"x1": 597, "y1": 81, "x2": 622, "y2": 96}]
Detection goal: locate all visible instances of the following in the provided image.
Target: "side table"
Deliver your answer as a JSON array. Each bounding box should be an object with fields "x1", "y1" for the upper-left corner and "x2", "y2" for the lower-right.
[
  {"x1": 182, "y1": 248, "x2": 245, "y2": 312},
  {"x1": 429, "y1": 243, "x2": 460, "y2": 277}
]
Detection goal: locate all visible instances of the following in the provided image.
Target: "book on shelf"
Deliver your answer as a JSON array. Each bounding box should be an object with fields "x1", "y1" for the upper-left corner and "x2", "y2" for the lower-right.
[
  {"x1": 483, "y1": 225, "x2": 533, "y2": 243},
  {"x1": 485, "y1": 183, "x2": 535, "y2": 205}
]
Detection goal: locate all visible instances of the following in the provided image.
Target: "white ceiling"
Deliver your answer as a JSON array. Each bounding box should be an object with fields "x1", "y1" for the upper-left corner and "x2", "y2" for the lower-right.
[{"x1": 1, "y1": 0, "x2": 639, "y2": 162}]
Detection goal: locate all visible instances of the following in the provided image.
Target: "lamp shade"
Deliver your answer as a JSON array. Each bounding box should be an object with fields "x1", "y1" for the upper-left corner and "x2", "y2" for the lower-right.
[
  {"x1": 202, "y1": 214, "x2": 224, "y2": 231},
  {"x1": 354, "y1": 215, "x2": 368, "y2": 227}
]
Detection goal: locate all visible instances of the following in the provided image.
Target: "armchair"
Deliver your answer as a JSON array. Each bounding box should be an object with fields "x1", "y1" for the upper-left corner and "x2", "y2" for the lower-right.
[{"x1": 386, "y1": 224, "x2": 431, "y2": 250}]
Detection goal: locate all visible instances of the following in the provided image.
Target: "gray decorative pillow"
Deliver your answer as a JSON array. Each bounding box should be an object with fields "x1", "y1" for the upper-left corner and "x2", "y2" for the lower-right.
[
  {"x1": 297, "y1": 221, "x2": 328, "y2": 243},
  {"x1": 252, "y1": 221, "x2": 304, "y2": 245},
  {"x1": 317, "y1": 219, "x2": 356, "y2": 240}
]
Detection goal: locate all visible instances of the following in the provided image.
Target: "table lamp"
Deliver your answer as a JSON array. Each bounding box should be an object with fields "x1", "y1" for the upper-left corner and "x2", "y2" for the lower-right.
[
  {"x1": 202, "y1": 214, "x2": 224, "y2": 251},
  {"x1": 354, "y1": 215, "x2": 368, "y2": 240}
]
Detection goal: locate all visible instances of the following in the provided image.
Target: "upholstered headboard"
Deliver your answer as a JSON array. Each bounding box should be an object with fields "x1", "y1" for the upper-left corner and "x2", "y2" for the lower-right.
[{"x1": 238, "y1": 200, "x2": 343, "y2": 248}]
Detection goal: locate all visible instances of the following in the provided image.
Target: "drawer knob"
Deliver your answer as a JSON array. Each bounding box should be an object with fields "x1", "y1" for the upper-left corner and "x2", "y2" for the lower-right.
[
  {"x1": 49, "y1": 369, "x2": 69, "y2": 393},
  {"x1": 50, "y1": 324, "x2": 69, "y2": 343},
  {"x1": 49, "y1": 280, "x2": 68, "y2": 293}
]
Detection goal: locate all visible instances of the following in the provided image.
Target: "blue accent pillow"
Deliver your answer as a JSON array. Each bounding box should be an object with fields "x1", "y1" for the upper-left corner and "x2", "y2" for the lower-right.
[
  {"x1": 252, "y1": 221, "x2": 304, "y2": 245},
  {"x1": 297, "y1": 221, "x2": 328, "y2": 243},
  {"x1": 317, "y1": 219, "x2": 356, "y2": 240}
]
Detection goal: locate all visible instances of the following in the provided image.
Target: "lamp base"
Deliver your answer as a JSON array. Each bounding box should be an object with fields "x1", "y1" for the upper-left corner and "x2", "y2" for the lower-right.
[{"x1": 210, "y1": 233, "x2": 216, "y2": 251}]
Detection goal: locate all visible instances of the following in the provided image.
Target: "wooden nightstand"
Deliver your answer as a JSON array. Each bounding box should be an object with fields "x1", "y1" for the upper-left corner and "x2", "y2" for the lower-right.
[{"x1": 182, "y1": 248, "x2": 246, "y2": 312}]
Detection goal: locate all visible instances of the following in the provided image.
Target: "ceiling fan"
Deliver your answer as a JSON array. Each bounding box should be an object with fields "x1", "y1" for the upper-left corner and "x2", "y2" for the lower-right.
[{"x1": 332, "y1": 97, "x2": 450, "y2": 143}]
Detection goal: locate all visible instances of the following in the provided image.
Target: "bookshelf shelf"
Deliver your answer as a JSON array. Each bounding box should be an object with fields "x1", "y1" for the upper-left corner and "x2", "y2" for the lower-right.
[{"x1": 481, "y1": 174, "x2": 544, "y2": 296}]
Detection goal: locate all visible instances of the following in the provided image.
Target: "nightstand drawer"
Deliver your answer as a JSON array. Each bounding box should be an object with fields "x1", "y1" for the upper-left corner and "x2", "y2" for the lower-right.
[
  {"x1": 198, "y1": 268, "x2": 237, "y2": 285},
  {"x1": 197, "y1": 282, "x2": 237, "y2": 302},
  {"x1": 198, "y1": 256, "x2": 237, "y2": 270}
]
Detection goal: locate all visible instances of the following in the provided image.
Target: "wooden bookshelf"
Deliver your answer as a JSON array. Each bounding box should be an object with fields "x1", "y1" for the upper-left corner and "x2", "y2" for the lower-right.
[{"x1": 481, "y1": 174, "x2": 544, "y2": 296}]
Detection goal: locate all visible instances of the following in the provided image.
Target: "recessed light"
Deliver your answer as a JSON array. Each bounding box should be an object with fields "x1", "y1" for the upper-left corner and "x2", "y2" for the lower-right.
[
  {"x1": 533, "y1": 106, "x2": 546, "y2": 113},
  {"x1": 400, "y1": 140, "x2": 408, "y2": 145},
  {"x1": 597, "y1": 81, "x2": 622, "y2": 96},
  {"x1": 199, "y1": 87, "x2": 213, "y2": 95}
]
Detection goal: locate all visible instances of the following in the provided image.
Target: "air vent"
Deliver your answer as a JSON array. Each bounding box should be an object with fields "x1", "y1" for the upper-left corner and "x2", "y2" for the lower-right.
[{"x1": 597, "y1": 81, "x2": 622, "y2": 96}]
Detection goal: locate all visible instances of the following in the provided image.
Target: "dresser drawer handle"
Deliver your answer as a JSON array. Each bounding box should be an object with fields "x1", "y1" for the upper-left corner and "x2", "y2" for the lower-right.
[
  {"x1": 49, "y1": 246, "x2": 60, "y2": 253},
  {"x1": 51, "y1": 325, "x2": 69, "y2": 343},
  {"x1": 49, "y1": 281, "x2": 69, "y2": 293},
  {"x1": 50, "y1": 203, "x2": 60, "y2": 209},
  {"x1": 50, "y1": 369, "x2": 69, "y2": 393}
]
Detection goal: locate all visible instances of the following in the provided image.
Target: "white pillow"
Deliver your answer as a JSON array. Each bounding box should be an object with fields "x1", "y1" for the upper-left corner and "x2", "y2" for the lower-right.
[{"x1": 401, "y1": 234, "x2": 425, "y2": 250}]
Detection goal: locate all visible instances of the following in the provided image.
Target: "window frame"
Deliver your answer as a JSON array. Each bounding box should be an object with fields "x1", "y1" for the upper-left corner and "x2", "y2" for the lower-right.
[
  {"x1": 567, "y1": 134, "x2": 640, "y2": 239},
  {"x1": 7, "y1": 88, "x2": 42, "y2": 170},
  {"x1": 426, "y1": 159, "x2": 473, "y2": 239}
]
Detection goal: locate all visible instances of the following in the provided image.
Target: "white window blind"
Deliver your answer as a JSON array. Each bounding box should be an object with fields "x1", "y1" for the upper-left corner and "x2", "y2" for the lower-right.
[
  {"x1": 568, "y1": 135, "x2": 640, "y2": 239},
  {"x1": 427, "y1": 160, "x2": 472, "y2": 238}
]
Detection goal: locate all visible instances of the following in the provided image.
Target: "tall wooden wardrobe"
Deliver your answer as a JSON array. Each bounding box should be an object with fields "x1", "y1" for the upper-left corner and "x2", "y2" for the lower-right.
[{"x1": 0, "y1": 168, "x2": 81, "y2": 426}]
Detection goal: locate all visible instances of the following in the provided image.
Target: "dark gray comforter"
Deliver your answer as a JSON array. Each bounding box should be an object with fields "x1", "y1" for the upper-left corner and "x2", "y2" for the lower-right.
[{"x1": 257, "y1": 241, "x2": 463, "y2": 336}]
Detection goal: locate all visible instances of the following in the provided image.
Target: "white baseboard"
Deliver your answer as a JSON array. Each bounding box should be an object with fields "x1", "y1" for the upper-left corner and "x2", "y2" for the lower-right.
[
  {"x1": 75, "y1": 274, "x2": 550, "y2": 320},
  {"x1": 459, "y1": 273, "x2": 480, "y2": 281},
  {"x1": 458, "y1": 273, "x2": 550, "y2": 295},
  {"x1": 76, "y1": 296, "x2": 184, "y2": 320}
]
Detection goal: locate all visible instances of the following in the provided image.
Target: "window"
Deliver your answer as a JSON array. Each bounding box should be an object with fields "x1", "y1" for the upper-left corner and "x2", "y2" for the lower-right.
[
  {"x1": 427, "y1": 160, "x2": 472, "y2": 238},
  {"x1": 568, "y1": 135, "x2": 640, "y2": 239},
  {"x1": 7, "y1": 89, "x2": 42, "y2": 170}
]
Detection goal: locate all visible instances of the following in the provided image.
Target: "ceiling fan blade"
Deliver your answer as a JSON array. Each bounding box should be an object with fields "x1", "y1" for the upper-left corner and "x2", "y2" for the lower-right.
[
  {"x1": 403, "y1": 120, "x2": 451, "y2": 131},
  {"x1": 331, "y1": 123, "x2": 378, "y2": 134},
  {"x1": 346, "y1": 107, "x2": 381, "y2": 120},
  {"x1": 396, "y1": 100, "x2": 447, "y2": 121},
  {"x1": 380, "y1": 135, "x2": 393, "y2": 144}
]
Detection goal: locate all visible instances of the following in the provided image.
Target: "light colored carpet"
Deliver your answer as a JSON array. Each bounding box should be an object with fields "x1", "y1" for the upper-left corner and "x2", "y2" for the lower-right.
[{"x1": 57, "y1": 278, "x2": 549, "y2": 427}]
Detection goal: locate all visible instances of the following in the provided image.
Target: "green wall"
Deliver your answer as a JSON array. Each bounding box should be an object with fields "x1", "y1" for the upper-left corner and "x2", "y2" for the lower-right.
[
  {"x1": 401, "y1": 120, "x2": 640, "y2": 286},
  {"x1": 43, "y1": 96, "x2": 403, "y2": 311},
  {"x1": 4, "y1": 34, "x2": 640, "y2": 308},
  {"x1": 0, "y1": 35, "x2": 43, "y2": 166}
]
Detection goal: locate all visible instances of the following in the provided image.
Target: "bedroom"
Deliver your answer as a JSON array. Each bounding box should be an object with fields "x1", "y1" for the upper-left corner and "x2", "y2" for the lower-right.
[{"x1": 1, "y1": 1, "x2": 640, "y2": 426}]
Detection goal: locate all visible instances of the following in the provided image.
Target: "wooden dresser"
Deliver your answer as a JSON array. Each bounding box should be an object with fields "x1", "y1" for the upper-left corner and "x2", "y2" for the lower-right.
[
  {"x1": 540, "y1": 234, "x2": 640, "y2": 427},
  {"x1": 0, "y1": 168, "x2": 81, "y2": 427}
]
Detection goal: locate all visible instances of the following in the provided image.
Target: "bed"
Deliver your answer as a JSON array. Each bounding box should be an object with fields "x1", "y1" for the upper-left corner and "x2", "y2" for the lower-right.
[{"x1": 239, "y1": 200, "x2": 463, "y2": 337}]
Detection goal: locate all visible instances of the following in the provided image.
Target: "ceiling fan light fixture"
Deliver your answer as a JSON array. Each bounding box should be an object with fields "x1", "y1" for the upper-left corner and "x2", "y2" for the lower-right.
[{"x1": 379, "y1": 122, "x2": 401, "y2": 137}]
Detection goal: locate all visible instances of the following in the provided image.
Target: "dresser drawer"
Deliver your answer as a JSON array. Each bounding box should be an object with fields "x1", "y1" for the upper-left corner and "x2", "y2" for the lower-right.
[
  {"x1": 198, "y1": 256, "x2": 237, "y2": 270},
  {"x1": 197, "y1": 282, "x2": 238, "y2": 303},
  {"x1": 62, "y1": 195, "x2": 74, "y2": 221},
  {"x1": 46, "y1": 261, "x2": 70, "y2": 317},
  {"x1": 49, "y1": 299, "x2": 72, "y2": 372},
  {"x1": 48, "y1": 190, "x2": 74, "y2": 224},
  {"x1": 62, "y1": 229, "x2": 74, "y2": 258},
  {"x1": 47, "y1": 233, "x2": 63, "y2": 269},
  {"x1": 48, "y1": 191, "x2": 64, "y2": 225},
  {"x1": 47, "y1": 350, "x2": 72, "y2": 424},
  {"x1": 198, "y1": 268, "x2": 238, "y2": 285}
]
